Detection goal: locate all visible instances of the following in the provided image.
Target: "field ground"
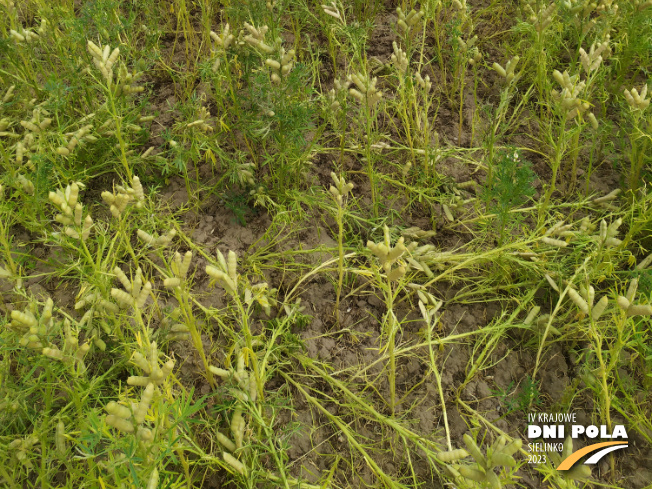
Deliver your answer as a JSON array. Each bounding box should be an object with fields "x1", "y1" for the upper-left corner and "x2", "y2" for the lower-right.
[{"x1": 1, "y1": 0, "x2": 652, "y2": 488}]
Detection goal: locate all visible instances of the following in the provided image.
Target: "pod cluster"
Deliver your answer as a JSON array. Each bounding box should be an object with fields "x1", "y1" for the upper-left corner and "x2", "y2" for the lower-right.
[
  {"x1": 367, "y1": 225, "x2": 417, "y2": 282},
  {"x1": 329, "y1": 172, "x2": 354, "y2": 207},
  {"x1": 209, "y1": 347, "x2": 257, "y2": 476},
  {"x1": 101, "y1": 175, "x2": 146, "y2": 218},
  {"x1": 111, "y1": 266, "x2": 152, "y2": 310},
  {"x1": 438, "y1": 433, "x2": 522, "y2": 489},
  {"x1": 49, "y1": 182, "x2": 94, "y2": 240},
  {"x1": 347, "y1": 72, "x2": 383, "y2": 107},
  {"x1": 127, "y1": 340, "x2": 175, "y2": 387}
]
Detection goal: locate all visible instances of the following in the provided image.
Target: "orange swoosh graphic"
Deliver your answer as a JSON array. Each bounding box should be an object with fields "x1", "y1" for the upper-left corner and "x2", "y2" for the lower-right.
[{"x1": 557, "y1": 441, "x2": 628, "y2": 470}]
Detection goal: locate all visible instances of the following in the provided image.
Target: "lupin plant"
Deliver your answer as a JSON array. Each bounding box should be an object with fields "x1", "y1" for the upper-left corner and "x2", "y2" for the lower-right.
[
  {"x1": 49, "y1": 182, "x2": 93, "y2": 241},
  {"x1": 162, "y1": 250, "x2": 214, "y2": 386},
  {"x1": 9, "y1": 298, "x2": 56, "y2": 350},
  {"x1": 206, "y1": 248, "x2": 276, "y2": 399},
  {"x1": 329, "y1": 172, "x2": 354, "y2": 324},
  {"x1": 366, "y1": 225, "x2": 417, "y2": 414},
  {"x1": 622, "y1": 84, "x2": 650, "y2": 197},
  {"x1": 101, "y1": 176, "x2": 146, "y2": 218},
  {"x1": 347, "y1": 70, "x2": 383, "y2": 215},
  {"x1": 87, "y1": 41, "x2": 144, "y2": 96},
  {"x1": 266, "y1": 48, "x2": 295, "y2": 84},
  {"x1": 492, "y1": 57, "x2": 519, "y2": 85},
  {"x1": 111, "y1": 266, "x2": 152, "y2": 312},
  {"x1": 438, "y1": 434, "x2": 522, "y2": 488}
]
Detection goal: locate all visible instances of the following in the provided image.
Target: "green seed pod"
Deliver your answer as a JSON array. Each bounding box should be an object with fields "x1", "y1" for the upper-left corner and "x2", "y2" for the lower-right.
[
  {"x1": 541, "y1": 236, "x2": 567, "y2": 247},
  {"x1": 223, "y1": 452, "x2": 246, "y2": 475},
  {"x1": 524, "y1": 306, "x2": 540, "y2": 325},
  {"x1": 146, "y1": 468, "x2": 158, "y2": 489},
  {"x1": 42, "y1": 347, "x2": 63, "y2": 360},
  {"x1": 209, "y1": 366, "x2": 230, "y2": 378},
  {"x1": 492, "y1": 452, "x2": 515, "y2": 467},
  {"x1": 11, "y1": 310, "x2": 37, "y2": 328},
  {"x1": 55, "y1": 420, "x2": 66, "y2": 455},
  {"x1": 114, "y1": 267, "x2": 132, "y2": 293},
  {"x1": 137, "y1": 427, "x2": 153, "y2": 443},
  {"x1": 568, "y1": 463, "x2": 591, "y2": 480},
  {"x1": 164, "y1": 277, "x2": 181, "y2": 288},
  {"x1": 500, "y1": 439, "x2": 522, "y2": 456},
  {"x1": 568, "y1": 288, "x2": 589, "y2": 314},
  {"x1": 459, "y1": 465, "x2": 487, "y2": 482},
  {"x1": 135, "y1": 383, "x2": 154, "y2": 424},
  {"x1": 463, "y1": 434, "x2": 485, "y2": 464},
  {"x1": 437, "y1": 449, "x2": 469, "y2": 462},
  {"x1": 486, "y1": 470, "x2": 501, "y2": 489},
  {"x1": 106, "y1": 401, "x2": 132, "y2": 419},
  {"x1": 216, "y1": 432, "x2": 237, "y2": 452},
  {"x1": 135, "y1": 281, "x2": 152, "y2": 309},
  {"x1": 617, "y1": 296, "x2": 630, "y2": 310},
  {"x1": 111, "y1": 289, "x2": 134, "y2": 308},
  {"x1": 106, "y1": 415, "x2": 134, "y2": 433},
  {"x1": 627, "y1": 304, "x2": 652, "y2": 316},
  {"x1": 386, "y1": 265, "x2": 406, "y2": 282},
  {"x1": 128, "y1": 376, "x2": 150, "y2": 387},
  {"x1": 137, "y1": 229, "x2": 155, "y2": 245},
  {"x1": 591, "y1": 296, "x2": 608, "y2": 320},
  {"x1": 131, "y1": 352, "x2": 151, "y2": 373},
  {"x1": 626, "y1": 278, "x2": 639, "y2": 302}
]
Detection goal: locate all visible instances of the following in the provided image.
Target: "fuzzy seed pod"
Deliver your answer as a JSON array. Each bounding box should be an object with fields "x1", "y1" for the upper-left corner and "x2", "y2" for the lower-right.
[
  {"x1": 524, "y1": 306, "x2": 540, "y2": 325},
  {"x1": 217, "y1": 432, "x2": 237, "y2": 452},
  {"x1": 627, "y1": 304, "x2": 652, "y2": 316},
  {"x1": 223, "y1": 452, "x2": 246, "y2": 475},
  {"x1": 11, "y1": 310, "x2": 37, "y2": 328},
  {"x1": 106, "y1": 415, "x2": 134, "y2": 433},
  {"x1": 146, "y1": 468, "x2": 158, "y2": 489},
  {"x1": 209, "y1": 366, "x2": 230, "y2": 377},
  {"x1": 82, "y1": 215, "x2": 93, "y2": 240},
  {"x1": 492, "y1": 452, "x2": 516, "y2": 467},
  {"x1": 132, "y1": 176, "x2": 144, "y2": 201},
  {"x1": 386, "y1": 265, "x2": 406, "y2": 282},
  {"x1": 463, "y1": 434, "x2": 485, "y2": 464},
  {"x1": 617, "y1": 296, "x2": 630, "y2": 310},
  {"x1": 131, "y1": 352, "x2": 151, "y2": 373},
  {"x1": 459, "y1": 466, "x2": 487, "y2": 482},
  {"x1": 443, "y1": 204, "x2": 454, "y2": 222},
  {"x1": 128, "y1": 376, "x2": 150, "y2": 386},
  {"x1": 42, "y1": 347, "x2": 64, "y2": 360},
  {"x1": 111, "y1": 288, "x2": 134, "y2": 308},
  {"x1": 134, "y1": 383, "x2": 154, "y2": 424},
  {"x1": 137, "y1": 427, "x2": 153, "y2": 443},
  {"x1": 164, "y1": 277, "x2": 181, "y2": 288},
  {"x1": 591, "y1": 296, "x2": 608, "y2": 320},
  {"x1": 636, "y1": 253, "x2": 652, "y2": 270},
  {"x1": 106, "y1": 401, "x2": 132, "y2": 419},
  {"x1": 135, "y1": 281, "x2": 151, "y2": 309},
  {"x1": 541, "y1": 236, "x2": 568, "y2": 247},
  {"x1": 437, "y1": 449, "x2": 469, "y2": 462},
  {"x1": 137, "y1": 229, "x2": 154, "y2": 245},
  {"x1": 114, "y1": 267, "x2": 132, "y2": 293},
  {"x1": 74, "y1": 204, "x2": 83, "y2": 226},
  {"x1": 55, "y1": 421, "x2": 66, "y2": 455},
  {"x1": 626, "y1": 278, "x2": 639, "y2": 302},
  {"x1": 99, "y1": 300, "x2": 119, "y2": 314},
  {"x1": 231, "y1": 408, "x2": 244, "y2": 449},
  {"x1": 568, "y1": 288, "x2": 589, "y2": 314},
  {"x1": 545, "y1": 274, "x2": 559, "y2": 292},
  {"x1": 179, "y1": 251, "x2": 192, "y2": 278},
  {"x1": 501, "y1": 439, "x2": 522, "y2": 456}
]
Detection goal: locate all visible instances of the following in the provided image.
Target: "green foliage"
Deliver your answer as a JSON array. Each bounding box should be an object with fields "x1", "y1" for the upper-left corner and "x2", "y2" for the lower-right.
[{"x1": 481, "y1": 148, "x2": 536, "y2": 245}]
